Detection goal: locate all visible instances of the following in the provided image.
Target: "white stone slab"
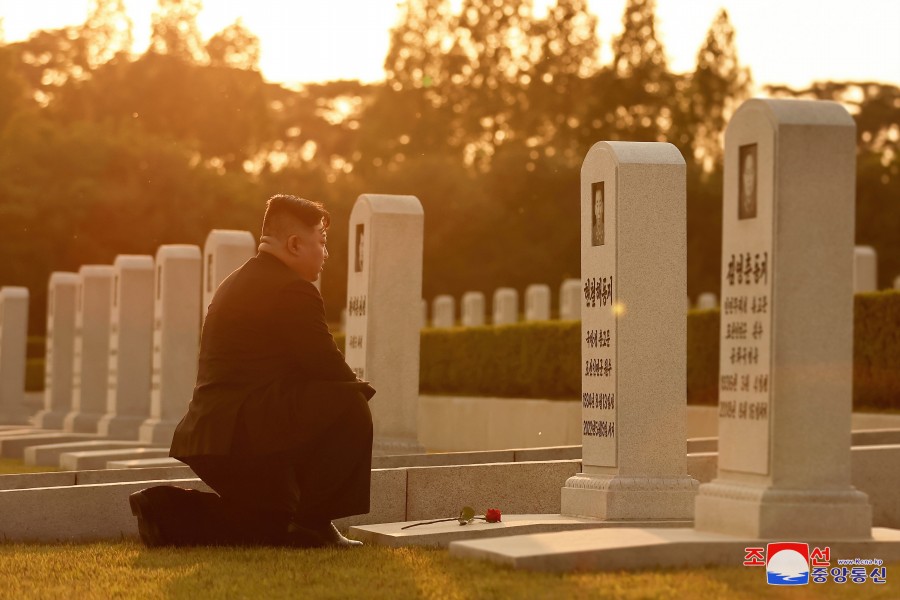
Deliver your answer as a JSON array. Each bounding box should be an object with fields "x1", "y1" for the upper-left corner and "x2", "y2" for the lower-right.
[
  {"x1": 351, "y1": 514, "x2": 620, "y2": 548},
  {"x1": 854, "y1": 245, "x2": 877, "y2": 292},
  {"x1": 202, "y1": 229, "x2": 255, "y2": 321},
  {"x1": 24, "y1": 440, "x2": 145, "y2": 467},
  {"x1": 0, "y1": 287, "x2": 30, "y2": 424},
  {"x1": 63, "y1": 265, "x2": 115, "y2": 433},
  {"x1": 139, "y1": 245, "x2": 201, "y2": 446},
  {"x1": 696, "y1": 292, "x2": 717, "y2": 310},
  {"x1": 106, "y1": 456, "x2": 184, "y2": 469},
  {"x1": 525, "y1": 284, "x2": 551, "y2": 321},
  {"x1": 695, "y1": 98, "x2": 871, "y2": 539},
  {"x1": 345, "y1": 195, "x2": 425, "y2": 454},
  {"x1": 97, "y1": 255, "x2": 155, "y2": 440},
  {"x1": 449, "y1": 526, "x2": 900, "y2": 572},
  {"x1": 492, "y1": 288, "x2": 518, "y2": 325},
  {"x1": 561, "y1": 141, "x2": 697, "y2": 522},
  {"x1": 558, "y1": 279, "x2": 581, "y2": 321},
  {"x1": 34, "y1": 272, "x2": 79, "y2": 429},
  {"x1": 460, "y1": 291, "x2": 485, "y2": 327},
  {"x1": 0, "y1": 432, "x2": 100, "y2": 459},
  {"x1": 431, "y1": 295, "x2": 455, "y2": 328},
  {"x1": 60, "y1": 447, "x2": 170, "y2": 471}
]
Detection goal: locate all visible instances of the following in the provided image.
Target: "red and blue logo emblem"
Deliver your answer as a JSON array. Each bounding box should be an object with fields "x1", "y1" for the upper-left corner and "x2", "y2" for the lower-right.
[{"x1": 766, "y1": 542, "x2": 810, "y2": 585}]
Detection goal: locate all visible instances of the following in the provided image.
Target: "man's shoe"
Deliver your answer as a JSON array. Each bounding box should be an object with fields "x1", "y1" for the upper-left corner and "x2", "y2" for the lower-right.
[
  {"x1": 129, "y1": 489, "x2": 167, "y2": 547},
  {"x1": 290, "y1": 520, "x2": 362, "y2": 548},
  {"x1": 319, "y1": 522, "x2": 363, "y2": 548}
]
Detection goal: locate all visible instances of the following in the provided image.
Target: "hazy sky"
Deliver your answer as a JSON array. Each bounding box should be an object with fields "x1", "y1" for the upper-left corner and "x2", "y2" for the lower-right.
[{"x1": 1, "y1": 0, "x2": 898, "y2": 90}]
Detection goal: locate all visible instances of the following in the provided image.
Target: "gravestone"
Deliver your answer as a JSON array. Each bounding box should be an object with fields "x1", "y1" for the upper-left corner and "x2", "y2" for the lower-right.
[
  {"x1": 492, "y1": 288, "x2": 518, "y2": 325},
  {"x1": 344, "y1": 195, "x2": 425, "y2": 454},
  {"x1": 97, "y1": 255, "x2": 155, "y2": 439},
  {"x1": 558, "y1": 279, "x2": 582, "y2": 321},
  {"x1": 560, "y1": 141, "x2": 698, "y2": 521},
  {"x1": 696, "y1": 293, "x2": 718, "y2": 310},
  {"x1": 525, "y1": 284, "x2": 551, "y2": 322},
  {"x1": 33, "y1": 273, "x2": 79, "y2": 429},
  {"x1": 202, "y1": 230, "x2": 255, "y2": 321},
  {"x1": 0, "y1": 287, "x2": 30, "y2": 424},
  {"x1": 139, "y1": 245, "x2": 202, "y2": 446},
  {"x1": 694, "y1": 98, "x2": 871, "y2": 538},
  {"x1": 461, "y1": 292, "x2": 486, "y2": 327},
  {"x1": 63, "y1": 266, "x2": 115, "y2": 433},
  {"x1": 853, "y1": 245, "x2": 877, "y2": 293},
  {"x1": 431, "y1": 295, "x2": 455, "y2": 328},
  {"x1": 894, "y1": 275, "x2": 900, "y2": 290}
]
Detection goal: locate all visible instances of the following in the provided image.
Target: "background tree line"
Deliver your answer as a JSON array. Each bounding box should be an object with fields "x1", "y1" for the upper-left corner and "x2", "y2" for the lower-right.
[{"x1": 1, "y1": 0, "x2": 897, "y2": 332}]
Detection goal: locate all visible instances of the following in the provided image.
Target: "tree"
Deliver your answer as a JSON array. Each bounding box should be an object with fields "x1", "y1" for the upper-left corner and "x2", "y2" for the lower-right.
[
  {"x1": 149, "y1": 0, "x2": 207, "y2": 63},
  {"x1": 207, "y1": 18, "x2": 260, "y2": 71},
  {"x1": 83, "y1": 0, "x2": 134, "y2": 68},
  {"x1": 684, "y1": 9, "x2": 751, "y2": 171},
  {"x1": 608, "y1": 0, "x2": 673, "y2": 141}
]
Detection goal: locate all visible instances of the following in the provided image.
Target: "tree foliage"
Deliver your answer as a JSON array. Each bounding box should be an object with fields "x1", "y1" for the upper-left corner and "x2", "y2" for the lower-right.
[{"x1": 0, "y1": 0, "x2": 897, "y2": 333}]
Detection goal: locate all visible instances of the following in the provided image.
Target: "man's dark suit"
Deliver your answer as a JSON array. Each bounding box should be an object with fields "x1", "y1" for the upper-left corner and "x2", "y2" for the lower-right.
[{"x1": 159, "y1": 251, "x2": 374, "y2": 545}]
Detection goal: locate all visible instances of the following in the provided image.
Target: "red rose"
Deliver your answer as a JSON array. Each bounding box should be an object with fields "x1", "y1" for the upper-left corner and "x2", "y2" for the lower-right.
[{"x1": 485, "y1": 508, "x2": 502, "y2": 523}]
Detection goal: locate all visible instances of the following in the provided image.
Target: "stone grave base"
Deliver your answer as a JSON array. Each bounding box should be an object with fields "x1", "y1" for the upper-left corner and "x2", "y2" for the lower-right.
[
  {"x1": 695, "y1": 481, "x2": 873, "y2": 539},
  {"x1": 561, "y1": 473, "x2": 698, "y2": 520},
  {"x1": 449, "y1": 526, "x2": 900, "y2": 572},
  {"x1": 373, "y1": 435, "x2": 426, "y2": 456},
  {"x1": 350, "y1": 514, "x2": 692, "y2": 548},
  {"x1": 0, "y1": 433, "x2": 103, "y2": 459}
]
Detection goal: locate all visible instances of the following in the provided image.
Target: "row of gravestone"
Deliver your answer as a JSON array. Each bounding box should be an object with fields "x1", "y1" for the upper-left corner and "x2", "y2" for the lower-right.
[{"x1": 0, "y1": 98, "x2": 887, "y2": 545}]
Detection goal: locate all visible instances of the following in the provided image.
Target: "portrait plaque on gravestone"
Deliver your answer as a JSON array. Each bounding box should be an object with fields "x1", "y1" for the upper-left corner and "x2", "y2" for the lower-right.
[
  {"x1": 591, "y1": 182, "x2": 605, "y2": 247},
  {"x1": 738, "y1": 144, "x2": 757, "y2": 220}
]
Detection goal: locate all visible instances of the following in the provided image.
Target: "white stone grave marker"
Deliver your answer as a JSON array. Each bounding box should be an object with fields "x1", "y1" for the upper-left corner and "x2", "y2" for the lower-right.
[
  {"x1": 853, "y1": 245, "x2": 877, "y2": 293},
  {"x1": 694, "y1": 98, "x2": 871, "y2": 539},
  {"x1": 696, "y1": 293, "x2": 718, "y2": 310},
  {"x1": 558, "y1": 279, "x2": 582, "y2": 321},
  {"x1": 461, "y1": 291, "x2": 486, "y2": 327},
  {"x1": 344, "y1": 195, "x2": 425, "y2": 454},
  {"x1": 560, "y1": 141, "x2": 697, "y2": 521},
  {"x1": 431, "y1": 295, "x2": 455, "y2": 328},
  {"x1": 34, "y1": 273, "x2": 79, "y2": 429},
  {"x1": 97, "y1": 255, "x2": 155, "y2": 439},
  {"x1": 0, "y1": 287, "x2": 30, "y2": 424},
  {"x1": 202, "y1": 230, "x2": 255, "y2": 321},
  {"x1": 63, "y1": 265, "x2": 115, "y2": 433},
  {"x1": 492, "y1": 288, "x2": 518, "y2": 326},
  {"x1": 525, "y1": 284, "x2": 551, "y2": 321},
  {"x1": 139, "y1": 245, "x2": 201, "y2": 445}
]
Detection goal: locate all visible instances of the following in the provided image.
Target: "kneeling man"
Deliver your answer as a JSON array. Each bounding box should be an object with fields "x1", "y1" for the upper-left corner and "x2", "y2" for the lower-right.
[{"x1": 130, "y1": 194, "x2": 375, "y2": 547}]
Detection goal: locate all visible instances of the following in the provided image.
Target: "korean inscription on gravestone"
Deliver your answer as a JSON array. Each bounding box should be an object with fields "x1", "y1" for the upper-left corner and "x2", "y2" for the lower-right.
[
  {"x1": 582, "y1": 179, "x2": 616, "y2": 467},
  {"x1": 719, "y1": 142, "x2": 773, "y2": 475}
]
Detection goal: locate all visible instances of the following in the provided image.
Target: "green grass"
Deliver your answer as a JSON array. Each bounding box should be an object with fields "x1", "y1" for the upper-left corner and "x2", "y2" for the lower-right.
[
  {"x1": 0, "y1": 457, "x2": 60, "y2": 475},
  {"x1": 0, "y1": 542, "x2": 893, "y2": 600}
]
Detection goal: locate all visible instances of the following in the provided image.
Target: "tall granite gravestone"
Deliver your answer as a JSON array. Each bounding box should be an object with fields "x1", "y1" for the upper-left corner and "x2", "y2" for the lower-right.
[
  {"x1": 694, "y1": 98, "x2": 871, "y2": 538},
  {"x1": 492, "y1": 288, "x2": 518, "y2": 325},
  {"x1": 558, "y1": 279, "x2": 582, "y2": 321},
  {"x1": 139, "y1": 245, "x2": 202, "y2": 445},
  {"x1": 560, "y1": 141, "x2": 697, "y2": 521},
  {"x1": 0, "y1": 287, "x2": 30, "y2": 424},
  {"x1": 34, "y1": 273, "x2": 79, "y2": 429},
  {"x1": 431, "y1": 295, "x2": 455, "y2": 328},
  {"x1": 461, "y1": 291, "x2": 486, "y2": 327},
  {"x1": 63, "y1": 266, "x2": 115, "y2": 433},
  {"x1": 696, "y1": 293, "x2": 718, "y2": 310},
  {"x1": 202, "y1": 230, "x2": 256, "y2": 321},
  {"x1": 853, "y1": 245, "x2": 877, "y2": 293},
  {"x1": 525, "y1": 284, "x2": 551, "y2": 321},
  {"x1": 97, "y1": 255, "x2": 155, "y2": 439},
  {"x1": 344, "y1": 195, "x2": 425, "y2": 454}
]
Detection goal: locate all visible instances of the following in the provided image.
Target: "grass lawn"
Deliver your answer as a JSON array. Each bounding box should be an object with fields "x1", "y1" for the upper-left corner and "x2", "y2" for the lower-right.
[
  {"x1": 0, "y1": 542, "x2": 893, "y2": 600},
  {"x1": 0, "y1": 457, "x2": 60, "y2": 475}
]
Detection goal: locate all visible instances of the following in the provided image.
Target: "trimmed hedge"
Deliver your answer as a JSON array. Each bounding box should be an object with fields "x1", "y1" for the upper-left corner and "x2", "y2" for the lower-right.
[
  {"x1": 854, "y1": 291, "x2": 900, "y2": 410},
  {"x1": 335, "y1": 291, "x2": 900, "y2": 409},
  {"x1": 24, "y1": 291, "x2": 900, "y2": 409}
]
